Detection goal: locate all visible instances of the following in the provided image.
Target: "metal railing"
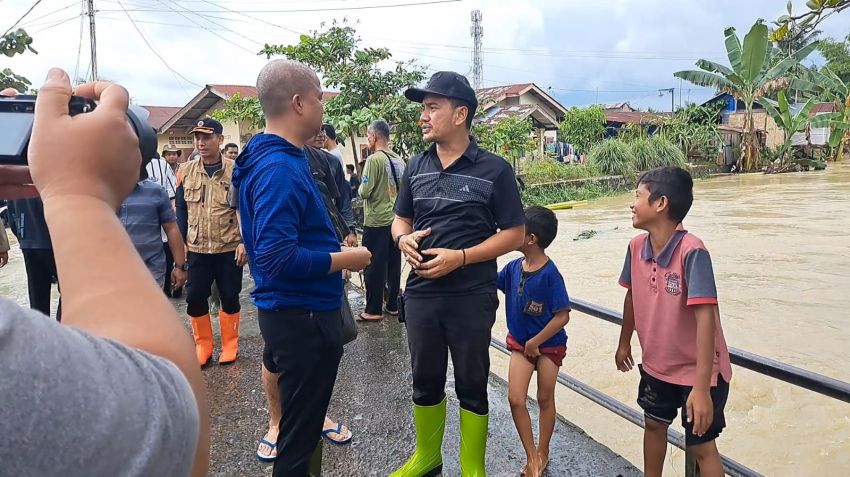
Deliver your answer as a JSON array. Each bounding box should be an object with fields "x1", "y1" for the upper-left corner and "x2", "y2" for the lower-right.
[{"x1": 489, "y1": 297, "x2": 850, "y2": 477}]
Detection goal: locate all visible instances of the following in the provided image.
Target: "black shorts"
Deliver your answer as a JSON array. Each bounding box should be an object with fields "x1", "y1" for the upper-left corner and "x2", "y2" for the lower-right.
[{"x1": 637, "y1": 365, "x2": 729, "y2": 446}]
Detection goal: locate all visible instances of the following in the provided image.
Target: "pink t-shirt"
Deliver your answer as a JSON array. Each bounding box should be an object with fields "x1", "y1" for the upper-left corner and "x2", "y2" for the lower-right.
[{"x1": 619, "y1": 226, "x2": 732, "y2": 387}]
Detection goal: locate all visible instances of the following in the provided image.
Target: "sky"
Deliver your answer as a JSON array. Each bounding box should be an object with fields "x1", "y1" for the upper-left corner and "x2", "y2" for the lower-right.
[{"x1": 3, "y1": 0, "x2": 849, "y2": 112}]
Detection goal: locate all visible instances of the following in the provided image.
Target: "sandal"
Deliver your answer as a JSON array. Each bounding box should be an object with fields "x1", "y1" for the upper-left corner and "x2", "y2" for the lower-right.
[
  {"x1": 256, "y1": 438, "x2": 277, "y2": 463},
  {"x1": 321, "y1": 421, "x2": 353, "y2": 445},
  {"x1": 357, "y1": 312, "x2": 384, "y2": 322},
  {"x1": 384, "y1": 306, "x2": 399, "y2": 316}
]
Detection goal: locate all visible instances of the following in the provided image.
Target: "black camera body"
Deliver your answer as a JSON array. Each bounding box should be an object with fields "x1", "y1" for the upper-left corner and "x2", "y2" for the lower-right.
[{"x1": 0, "y1": 95, "x2": 157, "y2": 176}]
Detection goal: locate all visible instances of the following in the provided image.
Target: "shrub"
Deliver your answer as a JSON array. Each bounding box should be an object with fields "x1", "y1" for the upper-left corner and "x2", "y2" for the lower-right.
[
  {"x1": 520, "y1": 159, "x2": 602, "y2": 185},
  {"x1": 588, "y1": 139, "x2": 636, "y2": 178},
  {"x1": 630, "y1": 136, "x2": 687, "y2": 172}
]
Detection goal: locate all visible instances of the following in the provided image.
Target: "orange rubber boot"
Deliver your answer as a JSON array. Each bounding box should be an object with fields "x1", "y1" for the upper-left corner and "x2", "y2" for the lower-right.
[
  {"x1": 190, "y1": 314, "x2": 213, "y2": 367},
  {"x1": 218, "y1": 311, "x2": 240, "y2": 365}
]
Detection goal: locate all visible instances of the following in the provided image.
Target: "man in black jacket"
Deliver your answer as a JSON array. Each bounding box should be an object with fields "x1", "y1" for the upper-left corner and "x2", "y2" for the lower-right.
[{"x1": 7, "y1": 198, "x2": 61, "y2": 319}]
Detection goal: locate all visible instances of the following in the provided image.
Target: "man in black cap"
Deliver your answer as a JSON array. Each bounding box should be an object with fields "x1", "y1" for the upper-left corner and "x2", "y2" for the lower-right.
[
  {"x1": 176, "y1": 118, "x2": 248, "y2": 367},
  {"x1": 390, "y1": 72, "x2": 525, "y2": 476}
]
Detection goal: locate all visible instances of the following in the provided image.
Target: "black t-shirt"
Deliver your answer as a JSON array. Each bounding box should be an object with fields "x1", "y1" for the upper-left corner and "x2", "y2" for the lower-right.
[{"x1": 395, "y1": 138, "x2": 524, "y2": 296}]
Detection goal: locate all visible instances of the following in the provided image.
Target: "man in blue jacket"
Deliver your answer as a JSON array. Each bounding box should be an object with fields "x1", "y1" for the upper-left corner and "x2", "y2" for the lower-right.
[{"x1": 232, "y1": 59, "x2": 371, "y2": 477}]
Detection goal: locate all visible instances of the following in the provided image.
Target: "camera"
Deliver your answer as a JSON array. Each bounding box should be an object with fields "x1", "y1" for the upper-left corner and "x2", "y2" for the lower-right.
[{"x1": 0, "y1": 95, "x2": 157, "y2": 176}]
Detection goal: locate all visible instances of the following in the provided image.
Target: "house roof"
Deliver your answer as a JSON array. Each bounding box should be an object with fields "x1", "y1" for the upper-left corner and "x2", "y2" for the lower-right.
[
  {"x1": 157, "y1": 84, "x2": 341, "y2": 133},
  {"x1": 604, "y1": 111, "x2": 666, "y2": 125},
  {"x1": 141, "y1": 106, "x2": 182, "y2": 130},
  {"x1": 476, "y1": 83, "x2": 567, "y2": 119},
  {"x1": 810, "y1": 102, "x2": 836, "y2": 115}
]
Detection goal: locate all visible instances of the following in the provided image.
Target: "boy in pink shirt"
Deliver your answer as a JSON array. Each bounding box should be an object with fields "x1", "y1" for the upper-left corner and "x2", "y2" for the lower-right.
[{"x1": 615, "y1": 166, "x2": 732, "y2": 477}]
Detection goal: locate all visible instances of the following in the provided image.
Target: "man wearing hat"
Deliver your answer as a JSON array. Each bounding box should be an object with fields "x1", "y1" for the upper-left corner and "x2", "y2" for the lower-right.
[
  {"x1": 390, "y1": 72, "x2": 525, "y2": 476},
  {"x1": 162, "y1": 143, "x2": 183, "y2": 172},
  {"x1": 176, "y1": 118, "x2": 248, "y2": 366}
]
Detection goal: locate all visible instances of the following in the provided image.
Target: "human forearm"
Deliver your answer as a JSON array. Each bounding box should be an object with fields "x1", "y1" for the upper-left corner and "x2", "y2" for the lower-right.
[
  {"x1": 464, "y1": 224, "x2": 524, "y2": 265},
  {"x1": 164, "y1": 222, "x2": 186, "y2": 264},
  {"x1": 391, "y1": 216, "x2": 414, "y2": 241},
  {"x1": 529, "y1": 311, "x2": 570, "y2": 347},
  {"x1": 693, "y1": 305, "x2": 717, "y2": 392},
  {"x1": 175, "y1": 185, "x2": 188, "y2": 241},
  {"x1": 618, "y1": 290, "x2": 636, "y2": 347},
  {"x1": 44, "y1": 196, "x2": 209, "y2": 475}
]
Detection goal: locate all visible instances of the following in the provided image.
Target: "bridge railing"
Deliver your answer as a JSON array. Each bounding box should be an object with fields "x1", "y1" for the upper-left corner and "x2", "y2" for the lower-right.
[{"x1": 490, "y1": 297, "x2": 850, "y2": 477}]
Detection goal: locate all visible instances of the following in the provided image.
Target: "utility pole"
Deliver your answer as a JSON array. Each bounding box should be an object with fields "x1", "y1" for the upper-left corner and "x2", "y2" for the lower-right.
[
  {"x1": 470, "y1": 10, "x2": 483, "y2": 90},
  {"x1": 87, "y1": 0, "x2": 98, "y2": 81},
  {"x1": 658, "y1": 88, "x2": 674, "y2": 113}
]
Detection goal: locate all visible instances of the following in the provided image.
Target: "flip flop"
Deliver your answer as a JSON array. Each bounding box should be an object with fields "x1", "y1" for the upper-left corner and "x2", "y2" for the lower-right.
[
  {"x1": 321, "y1": 422, "x2": 353, "y2": 445},
  {"x1": 256, "y1": 439, "x2": 277, "y2": 463},
  {"x1": 357, "y1": 312, "x2": 384, "y2": 322},
  {"x1": 383, "y1": 306, "x2": 399, "y2": 316}
]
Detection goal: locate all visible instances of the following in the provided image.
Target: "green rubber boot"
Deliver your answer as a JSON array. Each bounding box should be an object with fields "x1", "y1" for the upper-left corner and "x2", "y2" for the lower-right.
[
  {"x1": 459, "y1": 408, "x2": 489, "y2": 477},
  {"x1": 390, "y1": 398, "x2": 447, "y2": 477}
]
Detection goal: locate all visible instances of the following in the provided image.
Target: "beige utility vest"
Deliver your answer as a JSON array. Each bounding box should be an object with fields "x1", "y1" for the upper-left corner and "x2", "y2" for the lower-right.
[{"x1": 178, "y1": 157, "x2": 241, "y2": 254}]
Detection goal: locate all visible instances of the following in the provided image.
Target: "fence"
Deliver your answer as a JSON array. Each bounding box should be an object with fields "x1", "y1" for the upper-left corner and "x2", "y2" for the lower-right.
[{"x1": 490, "y1": 297, "x2": 850, "y2": 477}]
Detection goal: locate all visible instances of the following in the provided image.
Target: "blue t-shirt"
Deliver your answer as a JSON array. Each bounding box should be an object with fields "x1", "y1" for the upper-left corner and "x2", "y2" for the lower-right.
[{"x1": 497, "y1": 258, "x2": 570, "y2": 348}]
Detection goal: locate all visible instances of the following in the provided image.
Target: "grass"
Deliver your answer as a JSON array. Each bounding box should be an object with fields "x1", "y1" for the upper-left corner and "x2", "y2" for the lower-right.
[
  {"x1": 587, "y1": 139, "x2": 636, "y2": 179},
  {"x1": 519, "y1": 159, "x2": 602, "y2": 185},
  {"x1": 521, "y1": 180, "x2": 626, "y2": 207}
]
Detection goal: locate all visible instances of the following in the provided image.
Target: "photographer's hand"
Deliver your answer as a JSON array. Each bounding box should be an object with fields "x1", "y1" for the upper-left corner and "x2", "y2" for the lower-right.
[{"x1": 22, "y1": 68, "x2": 209, "y2": 477}]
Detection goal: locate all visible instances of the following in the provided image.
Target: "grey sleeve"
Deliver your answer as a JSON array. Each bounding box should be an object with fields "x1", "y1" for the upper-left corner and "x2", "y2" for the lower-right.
[
  {"x1": 684, "y1": 248, "x2": 718, "y2": 305},
  {"x1": 0, "y1": 298, "x2": 199, "y2": 477},
  {"x1": 229, "y1": 183, "x2": 240, "y2": 210},
  {"x1": 619, "y1": 246, "x2": 632, "y2": 288}
]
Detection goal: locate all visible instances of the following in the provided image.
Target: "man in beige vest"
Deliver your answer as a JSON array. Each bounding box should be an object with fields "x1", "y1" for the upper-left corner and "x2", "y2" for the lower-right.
[{"x1": 176, "y1": 118, "x2": 248, "y2": 366}]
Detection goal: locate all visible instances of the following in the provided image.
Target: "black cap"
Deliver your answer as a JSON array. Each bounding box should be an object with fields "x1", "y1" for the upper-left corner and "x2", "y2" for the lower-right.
[
  {"x1": 189, "y1": 117, "x2": 224, "y2": 135},
  {"x1": 404, "y1": 71, "x2": 478, "y2": 110}
]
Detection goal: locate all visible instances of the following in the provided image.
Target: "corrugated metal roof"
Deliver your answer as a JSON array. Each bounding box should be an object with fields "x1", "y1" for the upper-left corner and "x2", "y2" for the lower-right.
[
  {"x1": 604, "y1": 111, "x2": 666, "y2": 125},
  {"x1": 140, "y1": 106, "x2": 182, "y2": 129}
]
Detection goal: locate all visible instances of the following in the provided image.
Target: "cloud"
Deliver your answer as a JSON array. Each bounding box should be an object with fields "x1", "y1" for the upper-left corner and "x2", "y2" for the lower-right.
[{"x1": 4, "y1": 0, "x2": 848, "y2": 111}]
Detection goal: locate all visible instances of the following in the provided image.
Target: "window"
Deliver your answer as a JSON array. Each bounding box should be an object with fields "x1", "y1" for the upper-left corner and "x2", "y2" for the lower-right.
[{"x1": 170, "y1": 136, "x2": 194, "y2": 145}]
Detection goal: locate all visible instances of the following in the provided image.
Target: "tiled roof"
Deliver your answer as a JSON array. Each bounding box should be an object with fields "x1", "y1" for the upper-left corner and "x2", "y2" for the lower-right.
[
  {"x1": 476, "y1": 83, "x2": 533, "y2": 97},
  {"x1": 208, "y1": 84, "x2": 339, "y2": 102},
  {"x1": 141, "y1": 106, "x2": 182, "y2": 129}
]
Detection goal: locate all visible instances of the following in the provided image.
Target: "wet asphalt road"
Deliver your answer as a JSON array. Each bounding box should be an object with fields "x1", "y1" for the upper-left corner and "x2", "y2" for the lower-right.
[{"x1": 176, "y1": 278, "x2": 640, "y2": 477}]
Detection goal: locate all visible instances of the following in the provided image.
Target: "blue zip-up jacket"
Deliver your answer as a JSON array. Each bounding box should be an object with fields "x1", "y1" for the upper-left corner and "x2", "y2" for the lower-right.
[{"x1": 233, "y1": 133, "x2": 342, "y2": 312}]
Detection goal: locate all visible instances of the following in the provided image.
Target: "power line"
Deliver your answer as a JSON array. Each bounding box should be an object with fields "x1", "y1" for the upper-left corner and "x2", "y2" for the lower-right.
[
  {"x1": 15, "y1": 1, "x2": 79, "y2": 29},
  {"x1": 73, "y1": 0, "x2": 85, "y2": 83},
  {"x1": 97, "y1": 0, "x2": 461, "y2": 14},
  {"x1": 3, "y1": 0, "x2": 45, "y2": 35},
  {"x1": 155, "y1": 0, "x2": 261, "y2": 53},
  {"x1": 28, "y1": 15, "x2": 81, "y2": 34},
  {"x1": 114, "y1": 0, "x2": 200, "y2": 94}
]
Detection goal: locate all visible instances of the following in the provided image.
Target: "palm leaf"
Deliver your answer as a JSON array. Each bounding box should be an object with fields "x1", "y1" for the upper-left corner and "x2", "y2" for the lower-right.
[
  {"x1": 757, "y1": 97, "x2": 782, "y2": 125},
  {"x1": 761, "y1": 41, "x2": 819, "y2": 82},
  {"x1": 790, "y1": 77, "x2": 819, "y2": 95},
  {"x1": 778, "y1": 90, "x2": 789, "y2": 114},
  {"x1": 724, "y1": 27, "x2": 744, "y2": 76},
  {"x1": 674, "y1": 70, "x2": 736, "y2": 91},
  {"x1": 809, "y1": 111, "x2": 841, "y2": 128},
  {"x1": 741, "y1": 21, "x2": 769, "y2": 82},
  {"x1": 828, "y1": 128, "x2": 844, "y2": 148},
  {"x1": 797, "y1": 98, "x2": 817, "y2": 124},
  {"x1": 695, "y1": 59, "x2": 734, "y2": 76}
]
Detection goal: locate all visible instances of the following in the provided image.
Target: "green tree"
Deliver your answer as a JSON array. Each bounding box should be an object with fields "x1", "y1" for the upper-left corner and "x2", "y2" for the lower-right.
[
  {"x1": 818, "y1": 32, "x2": 850, "y2": 84},
  {"x1": 558, "y1": 105, "x2": 605, "y2": 153},
  {"x1": 658, "y1": 103, "x2": 723, "y2": 160},
  {"x1": 795, "y1": 67, "x2": 850, "y2": 159},
  {"x1": 757, "y1": 91, "x2": 817, "y2": 164},
  {"x1": 472, "y1": 115, "x2": 534, "y2": 165},
  {"x1": 210, "y1": 93, "x2": 265, "y2": 130},
  {"x1": 258, "y1": 21, "x2": 426, "y2": 162},
  {"x1": 675, "y1": 20, "x2": 818, "y2": 171},
  {"x1": 1, "y1": 29, "x2": 36, "y2": 92},
  {"x1": 772, "y1": 0, "x2": 850, "y2": 44}
]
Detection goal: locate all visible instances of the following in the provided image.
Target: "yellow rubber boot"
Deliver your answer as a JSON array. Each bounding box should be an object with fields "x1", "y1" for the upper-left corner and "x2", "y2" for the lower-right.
[{"x1": 389, "y1": 398, "x2": 446, "y2": 477}]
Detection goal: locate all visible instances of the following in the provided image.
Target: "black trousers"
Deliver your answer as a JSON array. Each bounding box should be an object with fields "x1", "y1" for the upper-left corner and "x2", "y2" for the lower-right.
[
  {"x1": 163, "y1": 242, "x2": 174, "y2": 294},
  {"x1": 21, "y1": 248, "x2": 61, "y2": 321},
  {"x1": 259, "y1": 308, "x2": 343, "y2": 477},
  {"x1": 185, "y1": 251, "x2": 242, "y2": 317},
  {"x1": 362, "y1": 225, "x2": 401, "y2": 315},
  {"x1": 404, "y1": 293, "x2": 498, "y2": 415}
]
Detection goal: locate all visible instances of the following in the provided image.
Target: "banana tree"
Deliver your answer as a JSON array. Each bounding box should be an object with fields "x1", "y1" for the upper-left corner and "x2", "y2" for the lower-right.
[
  {"x1": 675, "y1": 20, "x2": 818, "y2": 171},
  {"x1": 793, "y1": 67, "x2": 850, "y2": 160},
  {"x1": 757, "y1": 91, "x2": 816, "y2": 164}
]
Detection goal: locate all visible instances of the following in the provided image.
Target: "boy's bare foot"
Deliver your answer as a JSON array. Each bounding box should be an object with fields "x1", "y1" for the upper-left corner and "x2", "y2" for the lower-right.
[
  {"x1": 520, "y1": 456, "x2": 541, "y2": 477},
  {"x1": 256, "y1": 425, "x2": 279, "y2": 461},
  {"x1": 537, "y1": 450, "x2": 549, "y2": 474}
]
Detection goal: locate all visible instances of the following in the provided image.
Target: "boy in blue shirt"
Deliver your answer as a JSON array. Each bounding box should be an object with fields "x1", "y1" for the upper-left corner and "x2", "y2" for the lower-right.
[{"x1": 497, "y1": 206, "x2": 571, "y2": 477}]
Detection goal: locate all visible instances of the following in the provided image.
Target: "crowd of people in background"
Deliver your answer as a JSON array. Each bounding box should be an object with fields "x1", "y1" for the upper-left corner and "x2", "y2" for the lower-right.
[{"x1": 0, "y1": 61, "x2": 731, "y2": 477}]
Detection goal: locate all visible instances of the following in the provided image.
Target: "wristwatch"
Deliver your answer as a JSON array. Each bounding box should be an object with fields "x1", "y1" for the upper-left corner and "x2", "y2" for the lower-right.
[{"x1": 174, "y1": 262, "x2": 189, "y2": 271}]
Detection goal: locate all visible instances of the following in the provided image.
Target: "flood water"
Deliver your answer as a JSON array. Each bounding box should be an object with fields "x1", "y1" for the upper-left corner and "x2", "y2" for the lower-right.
[
  {"x1": 2, "y1": 165, "x2": 849, "y2": 476},
  {"x1": 490, "y1": 162, "x2": 850, "y2": 476}
]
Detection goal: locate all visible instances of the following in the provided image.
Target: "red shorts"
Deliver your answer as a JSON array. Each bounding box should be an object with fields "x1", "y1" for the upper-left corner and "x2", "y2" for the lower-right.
[{"x1": 506, "y1": 334, "x2": 567, "y2": 367}]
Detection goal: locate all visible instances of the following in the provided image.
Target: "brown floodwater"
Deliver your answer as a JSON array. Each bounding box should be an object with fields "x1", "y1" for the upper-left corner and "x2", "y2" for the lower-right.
[
  {"x1": 490, "y1": 162, "x2": 850, "y2": 476},
  {"x1": 2, "y1": 164, "x2": 848, "y2": 475}
]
